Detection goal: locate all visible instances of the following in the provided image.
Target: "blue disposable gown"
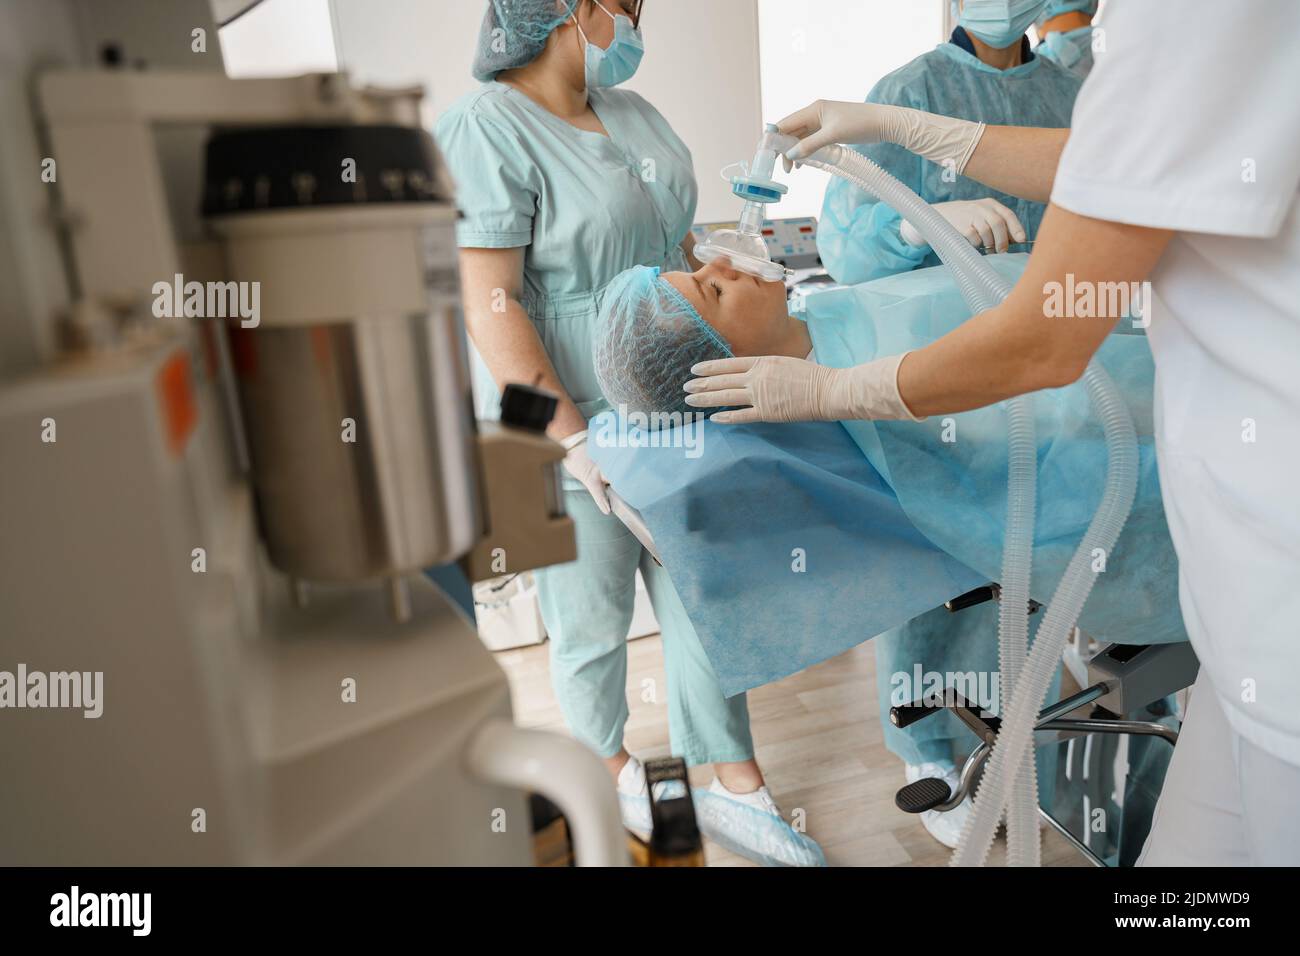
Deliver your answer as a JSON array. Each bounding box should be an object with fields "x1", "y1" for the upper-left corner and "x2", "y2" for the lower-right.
[
  {"x1": 808, "y1": 255, "x2": 1184, "y2": 769},
  {"x1": 817, "y1": 39, "x2": 1082, "y2": 285},
  {"x1": 817, "y1": 35, "x2": 1081, "y2": 772},
  {"x1": 1038, "y1": 25, "x2": 1096, "y2": 78}
]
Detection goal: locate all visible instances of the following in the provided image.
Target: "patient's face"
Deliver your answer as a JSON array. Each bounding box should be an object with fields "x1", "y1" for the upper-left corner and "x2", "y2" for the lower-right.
[{"x1": 663, "y1": 259, "x2": 791, "y2": 357}]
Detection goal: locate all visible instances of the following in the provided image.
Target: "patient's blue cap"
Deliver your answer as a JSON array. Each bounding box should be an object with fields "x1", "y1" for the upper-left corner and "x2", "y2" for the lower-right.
[{"x1": 594, "y1": 265, "x2": 733, "y2": 420}]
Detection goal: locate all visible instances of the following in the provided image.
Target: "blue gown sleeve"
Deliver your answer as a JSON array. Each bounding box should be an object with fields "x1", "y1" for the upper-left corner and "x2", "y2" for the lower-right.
[
  {"x1": 816, "y1": 83, "x2": 933, "y2": 284},
  {"x1": 434, "y1": 104, "x2": 538, "y2": 249}
]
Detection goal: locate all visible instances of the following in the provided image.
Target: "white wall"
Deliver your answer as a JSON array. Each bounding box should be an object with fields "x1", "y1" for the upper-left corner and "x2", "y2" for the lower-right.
[
  {"x1": 329, "y1": 0, "x2": 478, "y2": 124},
  {"x1": 327, "y1": 0, "x2": 762, "y2": 223},
  {"x1": 218, "y1": 0, "x2": 337, "y2": 77},
  {"x1": 624, "y1": 0, "x2": 763, "y2": 222},
  {"x1": 758, "y1": 0, "x2": 945, "y2": 218}
]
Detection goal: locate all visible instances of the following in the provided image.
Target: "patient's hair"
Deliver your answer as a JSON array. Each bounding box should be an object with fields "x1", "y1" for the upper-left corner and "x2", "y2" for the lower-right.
[{"x1": 593, "y1": 265, "x2": 732, "y2": 421}]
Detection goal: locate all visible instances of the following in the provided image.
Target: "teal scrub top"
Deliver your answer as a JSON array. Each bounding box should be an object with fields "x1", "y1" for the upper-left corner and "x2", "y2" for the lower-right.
[{"x1": 435, "y1": 81, "x2": 698, "y2": 421}]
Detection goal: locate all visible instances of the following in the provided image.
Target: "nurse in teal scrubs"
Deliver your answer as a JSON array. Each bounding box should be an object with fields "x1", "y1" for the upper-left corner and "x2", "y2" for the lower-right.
[{"x1": 436, "y1": 1, "x2": 772, "y2": 831}]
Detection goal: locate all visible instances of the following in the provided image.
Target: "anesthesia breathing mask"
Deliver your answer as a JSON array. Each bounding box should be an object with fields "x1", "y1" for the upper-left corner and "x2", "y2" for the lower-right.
[{"x1": 695, "y1": 125, "x2": 800, "y2": 282}]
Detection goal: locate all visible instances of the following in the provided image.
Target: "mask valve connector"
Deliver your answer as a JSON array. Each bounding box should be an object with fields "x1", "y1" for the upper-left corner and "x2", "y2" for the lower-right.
[{"x1": 695, "y1": 125, "x2": 799, "y2": 282}]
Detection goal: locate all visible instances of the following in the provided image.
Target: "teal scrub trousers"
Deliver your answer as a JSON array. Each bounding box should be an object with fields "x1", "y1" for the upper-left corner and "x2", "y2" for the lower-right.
[{"x1": 537, "y1": 489, "x2": 754, "y2": 767}]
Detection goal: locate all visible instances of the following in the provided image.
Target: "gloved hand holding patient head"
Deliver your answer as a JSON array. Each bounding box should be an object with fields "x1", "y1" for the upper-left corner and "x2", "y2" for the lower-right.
[{"x1": 594, "y1": 259, "x2": 809, "y2": 418}]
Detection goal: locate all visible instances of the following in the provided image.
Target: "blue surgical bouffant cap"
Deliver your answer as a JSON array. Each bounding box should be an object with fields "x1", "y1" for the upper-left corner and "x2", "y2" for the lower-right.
[
  {"x1": 594, "y1": 266, "x2": 733, "y2": 420},
  {"x1": 952, "y1": 0, "x2": 1097, "y2": 23},
  {"x1": 472, "y1": 0, "x2": 581, "y2": 82},
  {"x1": 1037, "y1": 0, "x2": 1098, "y2": 24}
]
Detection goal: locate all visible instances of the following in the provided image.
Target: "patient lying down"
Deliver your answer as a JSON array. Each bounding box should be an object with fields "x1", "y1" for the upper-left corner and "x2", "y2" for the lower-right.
[
  {"x1": 594, "y1": 258, "x2": 814, "y2": 423},
  {"x1": 589, "y1": 254, "x2": 1182, "y2": 696}
]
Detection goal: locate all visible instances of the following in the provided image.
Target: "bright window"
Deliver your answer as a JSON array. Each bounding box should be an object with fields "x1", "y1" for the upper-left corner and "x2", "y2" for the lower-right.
[
  {"x1": 217, "y1": 0, "x2": 338, "y2": 78},
  {"x1": 758, "y1": 0, "x2": 945, "y2": 218}
]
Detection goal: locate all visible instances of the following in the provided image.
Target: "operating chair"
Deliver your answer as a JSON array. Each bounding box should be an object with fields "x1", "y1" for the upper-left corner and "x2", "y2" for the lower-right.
[{"x1": 891, "y1": 584, "x2": 1197, "y2": 866}]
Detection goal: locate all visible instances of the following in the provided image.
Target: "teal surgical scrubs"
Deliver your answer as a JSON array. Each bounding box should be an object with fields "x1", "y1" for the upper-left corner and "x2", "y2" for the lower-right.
[{"x1": 436, "y1": 82, "x2": 752, "y2": 765}]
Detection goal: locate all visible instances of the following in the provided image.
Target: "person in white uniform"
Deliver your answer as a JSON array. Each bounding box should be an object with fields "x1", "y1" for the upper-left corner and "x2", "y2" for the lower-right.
[{"x1": 685, "y1": 0, "x2": 1300, "y2": 865}]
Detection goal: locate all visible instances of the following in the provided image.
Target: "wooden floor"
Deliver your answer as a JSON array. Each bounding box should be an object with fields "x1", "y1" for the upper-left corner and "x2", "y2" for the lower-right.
[{"x1": 495, "y1": 633, "x2": 1087, "y2": 867}]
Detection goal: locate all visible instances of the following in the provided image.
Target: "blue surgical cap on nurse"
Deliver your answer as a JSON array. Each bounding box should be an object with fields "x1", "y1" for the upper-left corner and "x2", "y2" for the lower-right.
[
  {"x1": 1037, "y1": 0, "x2": 1098, "y2": 23},
  {"x1": 951, "y1": 0, "x2": 1090, "y2": 19},
  {"x1": 472, "y1": 0, "x2": 581, "y2": 82},
  {"x1": 594, "y1": 266, "x2": 733, "y2": 420}
]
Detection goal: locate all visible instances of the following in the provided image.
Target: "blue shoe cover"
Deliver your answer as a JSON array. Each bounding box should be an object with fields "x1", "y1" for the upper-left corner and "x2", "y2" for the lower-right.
[{"x1": 691, "y1": 787, "x2": 827, "y2": 867}]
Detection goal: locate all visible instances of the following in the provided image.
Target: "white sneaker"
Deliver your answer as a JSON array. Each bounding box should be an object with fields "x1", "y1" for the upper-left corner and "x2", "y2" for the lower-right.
[
  {"x1": 905, "y1": 762, "x2": 972, "y2": 850},
  {"x1": 616, "y1": 756, "x2": 652, "y2": 835}
]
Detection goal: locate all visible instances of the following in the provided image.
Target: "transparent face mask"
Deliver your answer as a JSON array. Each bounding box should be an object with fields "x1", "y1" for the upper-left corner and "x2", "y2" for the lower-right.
[{"x1": 694, "y1": 125, "x2": 800, "y2": 282}]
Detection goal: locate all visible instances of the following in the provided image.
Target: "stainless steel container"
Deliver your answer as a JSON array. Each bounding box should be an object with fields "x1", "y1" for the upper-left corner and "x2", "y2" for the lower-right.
[
  {"x1": 205, "y1": 127, "x2": 480, "y2": 597},
  {"x1": 226, "y1": 305, "x2": 479, "y2": 582}
]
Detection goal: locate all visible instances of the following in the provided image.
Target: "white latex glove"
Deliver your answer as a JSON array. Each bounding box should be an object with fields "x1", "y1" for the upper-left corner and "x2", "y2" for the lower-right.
[
  {"x1": 899, "y1": 198, "x2": 1027, "y2": 253},
  {"x1": 777, "y1": 100, "x2": 985, "y2": 173},
  {"x1": 683, "y1": 354, "x2": 924, "y2": 425},
  {"x1": 560, "y1": 430, "x2": 611, "y2": 515}
]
